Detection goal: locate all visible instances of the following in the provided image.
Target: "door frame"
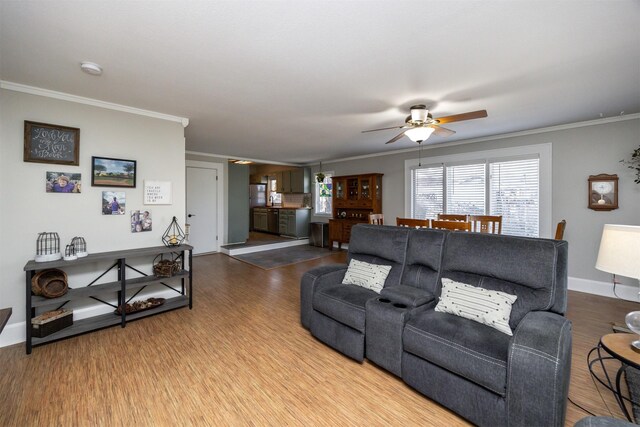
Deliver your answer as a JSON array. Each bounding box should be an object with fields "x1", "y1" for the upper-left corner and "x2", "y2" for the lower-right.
[{"x1": 186, "y1": 160, "x2": 225, "y2": 253}]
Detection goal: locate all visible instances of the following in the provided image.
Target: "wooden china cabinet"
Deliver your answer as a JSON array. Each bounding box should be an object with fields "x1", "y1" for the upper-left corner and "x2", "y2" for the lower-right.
[{"x1": 328, "y1": 173, "x2": 383, "y2": 249}]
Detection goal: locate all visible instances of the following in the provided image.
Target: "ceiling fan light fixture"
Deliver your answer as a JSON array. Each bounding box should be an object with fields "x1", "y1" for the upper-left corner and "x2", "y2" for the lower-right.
[
  {"x1": 405, "y1": 126, "x2": 435, "y2": 143},
  {"x1": 410, "y1": 105, "x2": 428, "y2": 123}
]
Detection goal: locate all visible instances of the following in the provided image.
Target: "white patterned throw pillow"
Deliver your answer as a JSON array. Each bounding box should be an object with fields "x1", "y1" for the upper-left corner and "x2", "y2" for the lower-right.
[
  {"x1": 435, "y1": 278, "x2": 518, "y2": 336},
  {"x1": 342, "y1": 259, "x2": 392, "y2": 293}
]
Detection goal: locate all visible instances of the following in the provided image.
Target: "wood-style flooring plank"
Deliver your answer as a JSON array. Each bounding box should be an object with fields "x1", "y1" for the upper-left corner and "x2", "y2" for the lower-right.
[{"x1": 0, "y1": 252, "x2": 636, "y2": 426}]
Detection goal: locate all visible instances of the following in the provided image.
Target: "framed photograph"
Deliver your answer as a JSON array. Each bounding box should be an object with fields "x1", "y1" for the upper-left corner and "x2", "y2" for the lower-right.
[
  {"x1": 24, "y1": 121, "x2": 80, "y2": 165},
  {"x1": 92, "y1": 156, "x2": 136, "y2": 188},
  {"x1": 46, "y1": 171, "x2": 81, "y2": 193},
  {"x1": 102, "y1": 191, "x2": 126, "y2": 215},
  {"x1": 144, "y1": 180, "x2": 172, "y2": 205},
  {"x1": 588, "y1": 174, "x2": 619, "y2": 211},
  {"x1": 131, "y1": 210, "x2": 152, "y2": 233}
]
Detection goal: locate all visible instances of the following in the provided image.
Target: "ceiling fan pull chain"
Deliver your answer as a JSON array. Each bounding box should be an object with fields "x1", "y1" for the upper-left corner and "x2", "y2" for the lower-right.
[{"x1": 419, "y1": 142, "x2": 423, "y2": 167}]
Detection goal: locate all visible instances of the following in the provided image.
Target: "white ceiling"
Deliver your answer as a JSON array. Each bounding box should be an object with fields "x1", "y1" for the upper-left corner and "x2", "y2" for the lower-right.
[{"x1": 1, "y1": 1, "x2": 639, "y2": 164}]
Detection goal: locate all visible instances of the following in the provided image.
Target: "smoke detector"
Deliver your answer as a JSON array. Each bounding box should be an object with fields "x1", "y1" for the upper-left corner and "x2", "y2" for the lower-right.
[{"x1": 80, "y1": 62, "x2": 103, "y2": 76}]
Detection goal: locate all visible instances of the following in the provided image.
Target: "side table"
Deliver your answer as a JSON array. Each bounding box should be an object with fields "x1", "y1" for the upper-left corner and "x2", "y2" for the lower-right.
[{"x1": 588, "y1": 333, "x2": 640, "y2": 422}]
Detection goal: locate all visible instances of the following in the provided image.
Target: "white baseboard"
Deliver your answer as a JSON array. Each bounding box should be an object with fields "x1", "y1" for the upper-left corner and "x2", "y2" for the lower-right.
[
  {"x1": 0, "y1": 289, "x2": 181, "y2": 349},
  {"x1": 568, "y1": 276, "x2": 639, "y2": 302}
]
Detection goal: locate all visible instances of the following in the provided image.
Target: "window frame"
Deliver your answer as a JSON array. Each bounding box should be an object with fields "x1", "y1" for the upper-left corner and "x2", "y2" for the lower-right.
[
  {"x1": 404, "y1": 143, "x2": 552, "y2": 237},
  {"x1": 314, "y1": 171, "x2": 334, "y2": 217}
]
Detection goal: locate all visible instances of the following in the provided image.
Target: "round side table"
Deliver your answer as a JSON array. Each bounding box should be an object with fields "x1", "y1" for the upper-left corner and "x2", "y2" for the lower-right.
[{"x1": 588, "y1": 333, "x2": 640, "y2": 422}]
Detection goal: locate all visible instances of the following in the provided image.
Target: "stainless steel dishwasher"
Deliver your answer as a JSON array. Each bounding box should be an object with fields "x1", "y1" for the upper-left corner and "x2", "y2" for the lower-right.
[{"x1": 267, "y1": 208, "x2": 279, "y2": 234}]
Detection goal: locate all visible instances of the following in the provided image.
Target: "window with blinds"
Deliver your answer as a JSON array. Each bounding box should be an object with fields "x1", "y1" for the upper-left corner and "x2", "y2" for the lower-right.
[
  {"x1": 446, "y1": 163, "x2": 485, "y2": 215},
  {"x1": 490, "y1": 158, "x2": 539, "y2": 237},
  {"x1": 411, "y1": 166, "x2": 443, "y2": 219},
  {"x1": 410, "y1": 156, "x2": 540, "y2": 237}
]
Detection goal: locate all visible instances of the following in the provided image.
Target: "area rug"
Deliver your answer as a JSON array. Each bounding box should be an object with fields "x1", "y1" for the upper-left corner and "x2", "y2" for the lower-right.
[{"x1": 231, "y1": 245, "x2": 339, "y2": 270}]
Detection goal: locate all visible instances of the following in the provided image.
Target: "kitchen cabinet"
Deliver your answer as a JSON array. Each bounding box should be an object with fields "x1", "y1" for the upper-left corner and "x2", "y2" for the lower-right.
[
  {"x1": 253, "y1": 208, "x2": 268, "y2": 232},
  {"x1": 275, "y1": 168, "x2": 310, "y2": 193},
  {"x1": 279, "y1": 209, "x2": 311, "y2": 238},
  {"x1": 329, "y1": 173, "x2": 383, "y2": 249}
]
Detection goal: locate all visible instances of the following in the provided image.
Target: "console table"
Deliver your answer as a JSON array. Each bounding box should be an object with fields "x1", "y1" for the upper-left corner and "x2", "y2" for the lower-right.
[
  {"x1": 24, "y1": 244, "x2": 193, "y2": 354},
  {"x1": 588, "y1": 333, "x2": 640, "y2": 422}
]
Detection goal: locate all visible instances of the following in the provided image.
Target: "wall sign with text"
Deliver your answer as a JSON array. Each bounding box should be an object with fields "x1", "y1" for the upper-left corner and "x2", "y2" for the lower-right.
[{"x1": 144, "y1": 180, "x2": 172, "y2": 205}]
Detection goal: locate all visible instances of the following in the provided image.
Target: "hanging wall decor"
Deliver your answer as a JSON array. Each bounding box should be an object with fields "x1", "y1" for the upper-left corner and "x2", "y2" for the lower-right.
[
  {"x1": 24, "y1": 121, "x2": 80, "y2": 166},
  {"x1": 102, "y1": 191, "x2": 126, "y2": 215},
  {"x1": 46, "y1": 171, "x2": 81, "y2": 193},
  {"x1": 162, "y1": 216, "x2": 185, "y2": 247},
  {"x1": 588, "y1": 174, "x2": 619, "y2": 211},
  {"x1": 91, "y1": 156, "x2": 136, "y2": 188},
  {"x1": 144, "y1": 180, "x2": 172, "y2": 205}
]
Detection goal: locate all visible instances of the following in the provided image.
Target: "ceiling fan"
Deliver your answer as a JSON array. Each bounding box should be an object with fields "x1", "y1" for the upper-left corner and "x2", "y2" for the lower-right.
[{"x1": 362, "y1": 105, "x2": 488, "y2": 144}]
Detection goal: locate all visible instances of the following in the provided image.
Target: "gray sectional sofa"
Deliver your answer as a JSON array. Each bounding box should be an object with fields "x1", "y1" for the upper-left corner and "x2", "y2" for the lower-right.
[{"x1": 300, "y1": 224, "x2": 571, "y2": 427}]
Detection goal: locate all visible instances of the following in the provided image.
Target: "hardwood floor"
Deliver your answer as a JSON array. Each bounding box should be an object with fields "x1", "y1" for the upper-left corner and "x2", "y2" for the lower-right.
[{"x1": 0, "y1": 252, "x2": 636, "y2": 426}]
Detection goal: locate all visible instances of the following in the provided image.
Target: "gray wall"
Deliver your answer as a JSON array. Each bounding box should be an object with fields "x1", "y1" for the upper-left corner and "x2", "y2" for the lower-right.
[
  {"x1": 312, "y1": 118, "x2": 640, "y2": 285},
  {"x1": 227, "y1": 163, "x2": 250, "y2": 243}
]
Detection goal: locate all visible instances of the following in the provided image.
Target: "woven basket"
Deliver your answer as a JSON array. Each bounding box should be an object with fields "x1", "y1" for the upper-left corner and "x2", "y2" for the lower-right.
[
  {"x1": 153, "y1": 256, "x2": 181, "y2": 278},
  {"x1": 32, "y1": 269, "x2": 68, "y2": 298}
]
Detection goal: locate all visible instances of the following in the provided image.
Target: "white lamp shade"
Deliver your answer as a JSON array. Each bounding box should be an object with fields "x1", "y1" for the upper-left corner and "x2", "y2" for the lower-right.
[
  {"x1": 405, "y1": 126, "x2": 435, "y2": 143},
  {"x1": 595, "y1": 224, "x2": 640, "y2": 279}
]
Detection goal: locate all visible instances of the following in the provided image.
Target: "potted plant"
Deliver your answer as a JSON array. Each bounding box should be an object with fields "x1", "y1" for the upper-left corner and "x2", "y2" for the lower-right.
[{"x1": 621, "y1": 146, "x2": 640, "y2": 184}]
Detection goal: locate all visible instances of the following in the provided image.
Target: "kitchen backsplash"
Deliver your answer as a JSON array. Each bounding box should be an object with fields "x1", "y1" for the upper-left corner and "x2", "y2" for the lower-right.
[{"x1": 282, "y1": 193, "x2": 311, "y2": 208}]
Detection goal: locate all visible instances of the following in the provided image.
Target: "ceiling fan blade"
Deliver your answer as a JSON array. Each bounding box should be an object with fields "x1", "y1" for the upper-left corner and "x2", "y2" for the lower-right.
[
  {"x1": 362, "y1": 124, "x2": 406, "y2": 133},
  {"x1": 435, "y1": 110, "x2": 488, "y2": 125},
  {"x1": 385, "y1": 131, "x2": 407, "y2": 144},
  {"x1": 429, "y1": 125, "x2": 456, "y2": 137}
]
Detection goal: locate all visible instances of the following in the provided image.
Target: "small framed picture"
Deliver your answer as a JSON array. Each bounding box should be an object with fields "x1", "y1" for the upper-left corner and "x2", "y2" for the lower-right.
[
  {"x1": 588, "y1": 174, "x2": 618, "y2": 211},
  {"x1": 46, "y1": 171, "x2": 81, "y2": 193},
  {"x1": 92, "y1": 156, "x2": 136, "y2": 188},
  {"x1": 102, "y1": 191, "x2": 126, "y2": 215},
  {"x1": 24, "y1": 121, "x2": 80, "y2": 166},
  {"x1": 131, "y1": 210, "x2": 152, "y2": 233}
]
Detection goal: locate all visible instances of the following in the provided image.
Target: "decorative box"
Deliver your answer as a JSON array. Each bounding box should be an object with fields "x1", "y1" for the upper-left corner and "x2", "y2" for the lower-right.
[{"x1": 31, "y1": 309, "x2": 73, "y2": 338}]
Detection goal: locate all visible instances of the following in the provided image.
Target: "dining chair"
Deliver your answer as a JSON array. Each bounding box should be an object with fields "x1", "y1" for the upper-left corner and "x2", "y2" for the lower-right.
[
  {"x1": 369, "y1": 214, "x2": 384, "y2": 225},
  {"x1": 468, "y1": 215, "x2": 502, "y2": 234},
  {"x1": 437, "y1": 214, "x2": 468, "y2": 222},
  {"x1": 555, "y1": 219, "x2": 567, "y2": 240},
  {"x1": 396, "y1": 217, "x2": 431, "y2": 228},
  {"x1": 431, "y1": 220, "x2": 471, "y2": 232}
]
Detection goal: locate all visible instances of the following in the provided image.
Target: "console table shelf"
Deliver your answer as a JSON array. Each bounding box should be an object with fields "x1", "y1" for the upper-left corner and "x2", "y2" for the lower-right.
[{"x1": 24, "y1": 244, "x2": 193, "y2": 354}]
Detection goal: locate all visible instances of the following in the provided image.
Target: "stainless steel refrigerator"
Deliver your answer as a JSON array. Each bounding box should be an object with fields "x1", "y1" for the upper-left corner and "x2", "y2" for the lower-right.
[{"x1": 249, "y1": 184, "x2": 266, "y2": 231}]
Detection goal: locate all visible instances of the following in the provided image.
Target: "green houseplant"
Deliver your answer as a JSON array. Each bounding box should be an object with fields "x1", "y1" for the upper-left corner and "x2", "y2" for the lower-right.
[{"x1": 621, "y1": 146, "x2": 640, "y2": 184}]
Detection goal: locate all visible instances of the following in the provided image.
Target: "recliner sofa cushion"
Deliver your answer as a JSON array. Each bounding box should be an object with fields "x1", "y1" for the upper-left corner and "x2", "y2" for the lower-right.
[
  {"x1": 403, "y1": 310, "x2": 511, "y2": 395},
  {"x1": 313, "y1": 284, "x2": 377, "y2": 333},
  {"x1": 441, "y1": 232, "x2": 568, "y2": 328},
  {"x1": 401, "y1": 228, "x2": 447, "y2": 293},
  {"x1": 380, "y1": 285, "x2": 435, "y2": 308}
]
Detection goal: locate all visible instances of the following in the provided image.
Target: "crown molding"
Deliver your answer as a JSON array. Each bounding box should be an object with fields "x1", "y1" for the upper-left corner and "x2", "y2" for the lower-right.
[
  {"x1": 0, "y1": 81, "x2": 189, "y2": 127},
  {"x1": 307, "y1": 113, "x2": 640, "y2": 166}
]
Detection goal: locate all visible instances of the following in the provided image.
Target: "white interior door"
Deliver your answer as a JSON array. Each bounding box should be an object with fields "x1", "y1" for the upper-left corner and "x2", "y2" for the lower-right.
[{"x1": 186, "y1": 166, "x2": 218, "y2": 255}]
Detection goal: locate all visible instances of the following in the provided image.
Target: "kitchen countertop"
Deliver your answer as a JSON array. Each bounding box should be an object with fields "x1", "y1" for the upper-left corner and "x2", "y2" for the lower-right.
[{"x1": 253, "y1": 206, "x2": 312, "y2": 210}]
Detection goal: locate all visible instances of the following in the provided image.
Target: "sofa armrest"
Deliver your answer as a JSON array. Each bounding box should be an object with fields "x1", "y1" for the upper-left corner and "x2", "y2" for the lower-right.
[
  {"x1": 300, "y1": 264, "x2": 348, "y2": 329},
  {"x1": 507, "y1": 311, "x2": 572, "y2": 427},
  {"x1": 380, "y1": 285, "x2": 435, "y2": 308}
]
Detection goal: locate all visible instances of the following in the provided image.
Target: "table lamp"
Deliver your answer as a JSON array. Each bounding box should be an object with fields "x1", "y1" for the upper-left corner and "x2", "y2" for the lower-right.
[{"x1": 595, "y1": 224, "x2": 640, "y2": 349}]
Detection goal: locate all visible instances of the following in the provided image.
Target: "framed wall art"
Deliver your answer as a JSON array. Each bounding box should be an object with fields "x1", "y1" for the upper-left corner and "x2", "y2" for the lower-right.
[
  {"x1": 92, "y1": 156, "x2": 137, "y2": 188},
  {"x1": 24, "y1": 121, "x2": 80, "y2": 165},
  {"x1": 45, "y1": 171, "x2": 81, "y2": 193},
  {"x1": 588, "y1": 174, "x2": 618, "y2": 211},
  {"x1": 144, "y1": 180, "x2": 172, "y2": 205}
]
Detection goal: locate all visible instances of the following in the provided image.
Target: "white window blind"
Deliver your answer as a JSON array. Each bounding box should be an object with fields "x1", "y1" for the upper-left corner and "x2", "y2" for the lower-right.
[
  {"x1": 410, "y1": 156, "x2": 541, "y2": 237},
  {"x1": 411, "y1": 166, "x2": 443, "y2": 219},
  {"x1": 446, "y1": 163, "x2": 485, "y2": 215},
  {"x1": 490, "y1": 158, "x2": 539, "y2": 237}
]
